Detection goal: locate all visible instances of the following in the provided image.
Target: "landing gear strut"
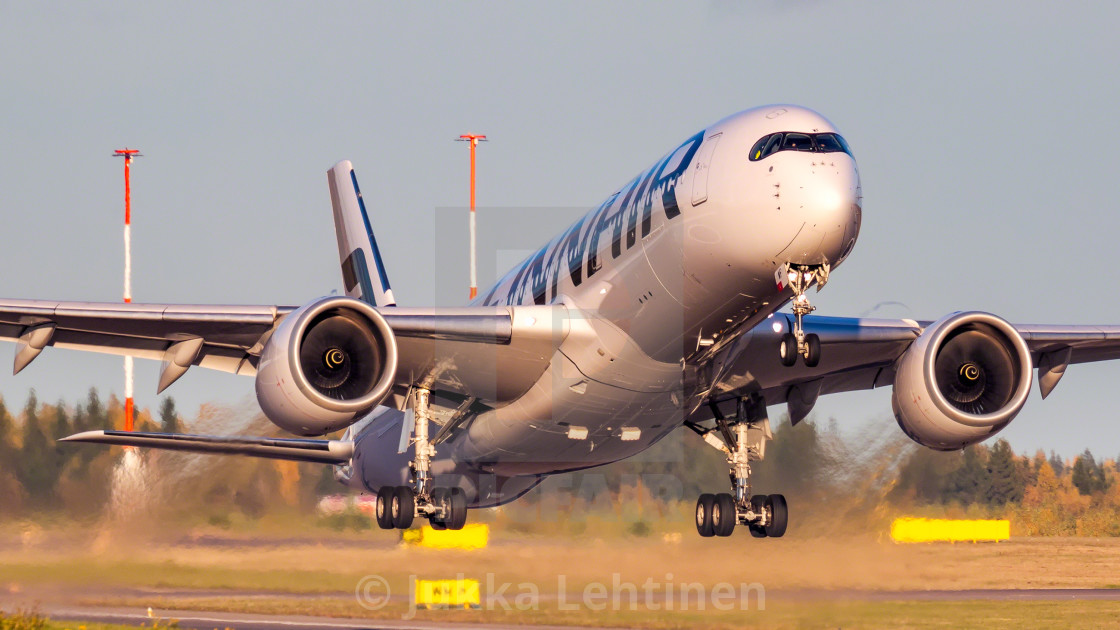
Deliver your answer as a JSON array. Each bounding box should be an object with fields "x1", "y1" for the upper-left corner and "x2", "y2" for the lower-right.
[
  {"x1": 689, "y1": 394, "x2": 788, "y2": 538},
  {"x1": 776, "y1": 262, "x2": 829, "y2": 368},
  {"x1": 373, "y1": 388, "x2": 468, "y2": 531}
]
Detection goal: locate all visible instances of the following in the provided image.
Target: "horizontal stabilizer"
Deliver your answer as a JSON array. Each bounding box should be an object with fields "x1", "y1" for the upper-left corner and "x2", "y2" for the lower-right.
[{"x1": 60, "y1": 430, "x2": 353, "y2": 464}]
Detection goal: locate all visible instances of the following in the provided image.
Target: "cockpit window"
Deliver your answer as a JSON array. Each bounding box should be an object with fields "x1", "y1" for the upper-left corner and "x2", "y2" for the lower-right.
[
  {"x1": 782, "y1": 133, "x2": 813, "y2": 151},
  {"x1": 748, "y1": 131, "x2": 853, "y2": 161},
  {"x1": 814, "y1": 133, "x2": 845, "y2": 153}
]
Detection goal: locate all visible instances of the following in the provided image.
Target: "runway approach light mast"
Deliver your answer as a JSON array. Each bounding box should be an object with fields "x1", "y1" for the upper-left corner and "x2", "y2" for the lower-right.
[
  {"x1": 114, "y1": 148, "x2": 141, "y2": 432},
  {"x1": 456, "y1": 134, "x2": 486, "y2": 300}
]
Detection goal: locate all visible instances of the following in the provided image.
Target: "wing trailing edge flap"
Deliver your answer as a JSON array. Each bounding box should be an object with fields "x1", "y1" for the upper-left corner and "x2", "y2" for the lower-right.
[{"x1": 60, "y1": 430, "x2": 353, "y2": 465}]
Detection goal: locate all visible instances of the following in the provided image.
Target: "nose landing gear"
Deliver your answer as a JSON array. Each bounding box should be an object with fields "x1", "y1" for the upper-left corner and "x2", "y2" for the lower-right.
[
  {"x1": 776, "y1": 262, "x2": 829, "y2": 368},
  {"x1": 688, "y1": 394, "x2": 788, "y2": 538}
]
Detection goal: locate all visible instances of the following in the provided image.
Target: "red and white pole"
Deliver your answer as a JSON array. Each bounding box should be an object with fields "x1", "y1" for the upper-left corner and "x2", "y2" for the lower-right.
[
  {"x1": 114, "y1": 148, "x2": 140, "y2": 431},
  {"x1": 457, "y1": 134, "x2": 486, "y2": 300}
]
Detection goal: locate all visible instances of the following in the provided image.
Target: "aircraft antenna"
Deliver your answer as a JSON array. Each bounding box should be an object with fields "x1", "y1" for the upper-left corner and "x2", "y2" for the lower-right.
[
  {"x1": 456, "y1": 134, "x2": 487, "y2": 300},
  {"x1": 114, "y1": 148, "x2": 142, "y2": 431}
]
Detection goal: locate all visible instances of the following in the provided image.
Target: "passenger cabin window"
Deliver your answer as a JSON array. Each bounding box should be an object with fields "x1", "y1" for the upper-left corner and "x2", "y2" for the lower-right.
[{"x1": 748, "y1": 132, "x2": 853, "y2": 161}]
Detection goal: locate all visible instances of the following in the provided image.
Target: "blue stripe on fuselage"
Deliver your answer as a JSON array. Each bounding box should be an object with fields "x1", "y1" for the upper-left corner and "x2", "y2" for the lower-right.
[{"x1": 484, "y1": 130, "x2": 705, "y2": 306}]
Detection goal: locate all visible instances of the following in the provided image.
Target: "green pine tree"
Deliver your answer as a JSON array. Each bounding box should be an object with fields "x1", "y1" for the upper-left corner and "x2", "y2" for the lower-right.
[
  {"x1": 50, "y1": 401, "x2": 71, "y2": 442},
  {"x1": 85, "y1": 388, "x2": 107, "y2": 429},
  {"x1": 944, "y1": 444, "x2": 988, "y2": 505},
  {"x1": 1071, "y1": 449, "x2": 1105, "y2": 495},
  {"x1": 985, "y1": 439, "x2": 1024, "y2": 505},
  {"x1": 16, "y1": 391, "x2": 55, "y2": 504},
  {"x1": 159, "y1": 397, "x2": 182, "y2": 434},
  {"x1": 71, "y1": 388, "x2": 108, "y2": 471},
  {"x1": 1048, "y1": 450, "x2": 1065, "y2": 477},
  {"x1": 0, "y1": 397, "x2": 14, "y2": 477}
]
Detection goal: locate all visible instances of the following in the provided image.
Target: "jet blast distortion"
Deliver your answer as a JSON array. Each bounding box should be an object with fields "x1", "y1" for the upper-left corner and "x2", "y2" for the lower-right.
[
  {"x1": 456, "y1": 134, "x2": 486, "y2": 300},
  {"x1": 114, "y1": 148, "x2": 141, "y2": 432}
]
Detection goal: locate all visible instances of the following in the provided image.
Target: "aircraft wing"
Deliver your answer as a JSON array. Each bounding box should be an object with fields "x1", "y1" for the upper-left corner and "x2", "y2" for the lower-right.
[
  {"x1": 0, "y1": 298, "x2": 570, "y2": 407},
  {"x1": 705, "y1": 313, "x2": 1120, "y2": 424}
]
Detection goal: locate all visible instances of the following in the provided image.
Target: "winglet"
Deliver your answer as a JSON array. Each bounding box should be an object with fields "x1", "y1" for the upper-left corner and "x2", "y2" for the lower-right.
[{"x1": 327, "y1": 161, "x2": 396, "y2": 307}]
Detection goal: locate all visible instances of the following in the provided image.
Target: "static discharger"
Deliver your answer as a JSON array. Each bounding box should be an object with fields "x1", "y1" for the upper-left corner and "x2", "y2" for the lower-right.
[
  {"x1": 114, "y1": 148, "x2": 141, "y2": 432},
  {"x1": 456, "y1": 134, "x2": 487, "y2": 300}
]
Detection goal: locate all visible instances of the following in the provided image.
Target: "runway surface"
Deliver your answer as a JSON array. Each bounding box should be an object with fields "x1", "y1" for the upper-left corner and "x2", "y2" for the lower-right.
[
  {"x1": 8, "y1": 589, "x2": 1120, "y2": 629},
  {"x1": 7, "y1": 601, "x2": 608, "y2": 630}
]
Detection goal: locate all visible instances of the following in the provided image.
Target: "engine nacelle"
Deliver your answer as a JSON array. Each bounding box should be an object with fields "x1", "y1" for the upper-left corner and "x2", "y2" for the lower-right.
[
  {"x1": 255, "y1": 296, "x2": 397, "y2": 436},
  {"x1": 891, "y1": 311, "x2": 1032, "y2": 450}
]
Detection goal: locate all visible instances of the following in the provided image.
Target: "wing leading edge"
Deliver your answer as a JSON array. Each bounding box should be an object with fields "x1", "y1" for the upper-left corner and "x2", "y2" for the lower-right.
[
  {"x1": 703, "y1": 314, "x2": 1120, "y2": 425},
  {"x1": 0, "y1": 298, "x2": 570, "y2": 407}
]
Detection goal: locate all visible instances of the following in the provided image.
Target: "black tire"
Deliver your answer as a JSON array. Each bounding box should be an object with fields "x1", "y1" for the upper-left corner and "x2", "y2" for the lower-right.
[
  {"x1": 779, "y1": 333, "x2": 798, "y2": 367},
  {"x1": 764, "y1": 493, "x2": 788, "y2": 538},
  {"x1": 695, "y1": 493, "x2": 716, "y2": 537},
  {"x1": 447, "y1": 487, "x2": 468, "y2": 530},
  {"x1": 713, "y1": 493, "x2": 737, "y2": 537},
  {"x1": 428, "y1": 488, "x2": 450, "y2": 530},
  {"x1": 748, "y1": 494, "x2": 768, "y2": 538},
  {"x1": 375, "y1": 486, "x2": 395, "y2": 530},
  {"x1": 804, "y1": 334, "x2": 821, "y2": 368},
  {"x1": 392, "y1": 486, "x2": 415, "y2": 529}
]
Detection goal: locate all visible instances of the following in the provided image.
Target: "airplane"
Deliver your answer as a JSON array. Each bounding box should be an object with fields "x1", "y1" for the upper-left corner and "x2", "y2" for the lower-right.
[{"x1": 5, "y1": 104, "x2": 1120, "y2": 538}]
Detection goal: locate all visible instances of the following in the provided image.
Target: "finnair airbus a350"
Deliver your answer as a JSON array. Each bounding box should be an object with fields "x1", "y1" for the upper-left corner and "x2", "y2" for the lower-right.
[{"x1": 6, "y1": 105, "x2": 1118, "y2": 538}]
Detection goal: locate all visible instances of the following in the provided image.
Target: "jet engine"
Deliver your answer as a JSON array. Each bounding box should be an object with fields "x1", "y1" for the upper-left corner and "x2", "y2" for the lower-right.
[
  {"x1": 891, "y1": 311, "x2": 1032, "y2": 450},
  {"x1": 255, "y1": 296, "x2": 398, "y2": 436}
]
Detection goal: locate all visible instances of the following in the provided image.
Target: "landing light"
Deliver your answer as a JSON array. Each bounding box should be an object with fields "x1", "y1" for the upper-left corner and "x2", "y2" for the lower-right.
[{"x1": 772, "y1": 322, "x2": 783, "y2": 333}]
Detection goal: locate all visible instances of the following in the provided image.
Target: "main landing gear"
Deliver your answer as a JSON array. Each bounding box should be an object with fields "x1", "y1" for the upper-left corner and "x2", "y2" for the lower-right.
[
  {"x1": 776, "y1": 262, "x2": 829, "y2": 368},
  {"x1": 688, "y1": 394, "x2": 788, "y2": 538},
  {"x1": 374, "y1": 388, "x2": 468, "y2": 531}
]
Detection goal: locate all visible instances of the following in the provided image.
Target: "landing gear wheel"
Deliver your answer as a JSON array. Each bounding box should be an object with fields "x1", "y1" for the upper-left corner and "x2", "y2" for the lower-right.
[
  {"x1": 748, "y1": 495, "x2": 768, "y2": 538},
  {"x1": 695, "y1": 493, "x2": 716, "y2": 537},
  {"x1": 804, "y1": 334, "x2": 821, "y2": 368},
  {"x1": 391, "y1": 485, "x2": 415, "y2": 529},
  {"x1": 447, "y1": 487, "x2": 468, "y2": 530},
  {"x1": 713, "y1": 493, "x2": 737, "y2": 537},
  {"x1": 374, "y1": 486, "x2": 395, "y2": 530},
  {"x1": 764, "y1": 494, "x2": 788, "y2": 538},
  {"x1": 779, "y1": 333, "x2": 798, "y2": 367},
  {"x1": 428, "y1": 488, "x2": 450, "y2": 530}
]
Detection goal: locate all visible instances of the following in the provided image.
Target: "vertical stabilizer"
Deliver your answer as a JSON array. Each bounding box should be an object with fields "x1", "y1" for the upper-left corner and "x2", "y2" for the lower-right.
[{"x1": 327, "y1": 161, "x2": 396, "y2": 307}]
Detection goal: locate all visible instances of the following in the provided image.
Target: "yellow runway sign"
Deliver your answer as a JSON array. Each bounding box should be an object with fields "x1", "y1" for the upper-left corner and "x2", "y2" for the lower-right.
[
  {"x1": 401, "y1": 523, "x2": 489, "y2": 550},
  {"x1": 891, "y1": 517, "x2": 1010, "y2": 543},
  {"x1": 414, "y1": 578, "x2": 481, "y2": 609}
]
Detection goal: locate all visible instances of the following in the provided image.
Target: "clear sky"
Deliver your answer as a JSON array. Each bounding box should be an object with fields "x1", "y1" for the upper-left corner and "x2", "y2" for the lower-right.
[{"x1": 2, "y1": 1, "x2": 1119, "y2": 458}]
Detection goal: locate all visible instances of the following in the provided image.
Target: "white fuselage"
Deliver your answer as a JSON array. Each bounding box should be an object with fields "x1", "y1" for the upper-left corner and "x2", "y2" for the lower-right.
[{"x1": 351, "y1": 105, "x2": 862, "y2": 504}]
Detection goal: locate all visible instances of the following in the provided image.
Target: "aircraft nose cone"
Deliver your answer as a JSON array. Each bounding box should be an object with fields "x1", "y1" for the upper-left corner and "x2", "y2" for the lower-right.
[{"x1": 777, "y1": 157, "x2": 861, "y2": 265}]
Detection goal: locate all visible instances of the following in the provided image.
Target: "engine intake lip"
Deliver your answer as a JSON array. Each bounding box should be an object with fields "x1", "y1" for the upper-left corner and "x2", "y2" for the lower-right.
[
  {"x1": 284, "y1": 296, "x2": 397, "y2": 414},
  {"x1": 921, "y1": 311, "x2": 1031, "y2": 429}
]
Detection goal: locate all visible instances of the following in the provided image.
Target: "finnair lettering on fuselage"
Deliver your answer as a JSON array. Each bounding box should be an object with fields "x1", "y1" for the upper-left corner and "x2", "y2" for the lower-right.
[{"x1": 484, "y1": 131, "x2": 705, "y2": 307}]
